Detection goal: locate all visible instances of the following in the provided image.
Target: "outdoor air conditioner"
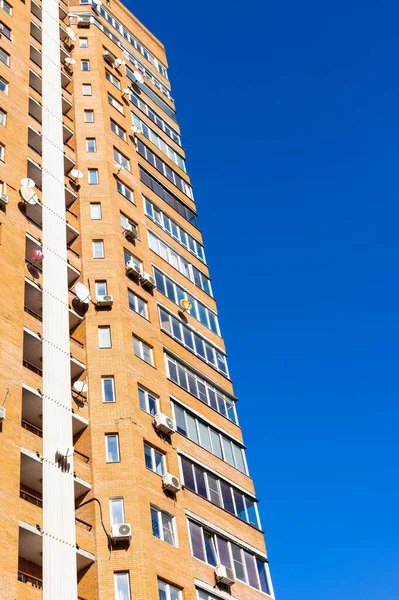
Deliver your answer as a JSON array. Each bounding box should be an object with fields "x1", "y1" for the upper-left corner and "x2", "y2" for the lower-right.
[
  {"x1": 0, "y1": 192, "x2": 8, "y2": 205},
  {"x1": 124, "y1": 223, "x2": 138, "y2": 242},
  {"x1": 0, "y1": 406, "x2": 6, "y2": 420},
  {"x1": 103, "y1": 50, "x2": 114, "y2": 65},
  {"x1": 111, "y1": 523, "x2": 132, "y2": 541},
  {"x1": 96, "y1": 294, "x2": 113, "y2": 307},
  {"x1": 215, "y1": 564, "x2": 235, "y2": 586},
  {"x1": 141, "y1": 272, "x2": 156, "y2": 289},
  {"x1": 126, "y1": 259, "x2": 141, "y2": 277},
  {"x1": 162, "y1": 473, "x2": 180, "y2": 493},
  {"x1": 153, "y1": 412, "x2": 175, "y2": 435}
]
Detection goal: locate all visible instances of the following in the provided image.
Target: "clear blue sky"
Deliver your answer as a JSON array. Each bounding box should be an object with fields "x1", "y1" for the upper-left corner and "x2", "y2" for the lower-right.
[{"x1": 128, "y1": 1, "x2": 399, "y2": 597}]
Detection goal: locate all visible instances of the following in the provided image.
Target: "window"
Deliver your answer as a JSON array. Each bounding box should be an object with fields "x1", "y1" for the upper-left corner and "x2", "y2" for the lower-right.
[
  {"x1": 111, "y1": 119, "x2": 127, "y2": 141},
  {"x1": 0, "y1": 0, "x2": 12, "y2": 16},
  {"x1": 105, "y1": 69, "x2": 120, "y2": 89},
  {"x1": 88, "y1": 168, "x2": 99, "y2": 184},
  {"x1": 0, "y1": 47, "x2": 9, "y2": 66},
  {"x1": 140, "y1": 167, "x2": 197, "y2": 228},
  {"x1": 0, "y1": 22, "x2": 11, "y2": 40},
  {"x1": 159, "y1": 308, "x2": 228, "y2": 376},
  {"x1": 114, "y1": 572, "x2": 131, "y2": 600},
  {"x1": 165, "y1": 355, "x2": 237, "y2": 423},
  {"x1": 102, "y1": 376, "x2": 115, "y2": 403},
  {"x1": 95, "y1": 280, "x2": 107, "y2": 298},
  {"x1": 0, "y1": 143, "x2": 4, "y2": 161},
  {"x1": 0, "y1": 76, "x2": 8, "y2": 94},
  {"x1": 98, "y1": 326, "x2": 111, "y2": 348},
  {"x1": 151, "y1": 506, "x2": 176, "y2": 545},
  {"x1": 84, "y1": 109, "x2": 94, "y2": 122},
  {"x1": 120, "y1": 213, "x2": 138, "y2": 237},
  {"x1": 128, "y1": 290, "x2": 147, "y2": 318},
  {"x1": 105, "y1": 434, "x2": 120, "y2": 462},
  {"x1": 81, "y1": 59, "x2": 90, "y2": 71},
  {"x1": 188, "y1": 520, "x2": 271, "y2": 594},
  {"x1": 109, "y1": 498, "x2": 124, "y2": 525},
  {"x1": 132, "y1": 113, "x2": 185, "y2": 171},
  {"x1": 172, "y1": 402, "x2": 247, "y2": 474},
  {"x1": 180, "y1": 456, "x2": 260, "y2": 527},
  {"x1": 82, "y1": 83, "x2": 92, "y2": 95},
  {"x1": 148, "y1": 231, "x2": 211, "y2": 295},
  {"x1": 144, "y1": 442, "x2": 164, "y2": 475},
  {"x1": 133, "y1": 335, "x2": 153, "y2": 365},
  {"x1": 158, "y1": 580, "x2": 181, "y2": 600},
  {"x1": 114, "y1": 147, "x2": 130, "y2": 171},
  {"x1": 123, "y1": 249, "x2": 142, "y2": 271},
  {"x1": 92, "y1": 239, "x2": 104, "y2": 258},
  {"x1": 117, "y1": 179, "x2": 134, "y2": 203},
  {"x1": 79, "y1": 37, "x2": 88, "y2": 48},
  {"x1": 90, "y1": 203, "x2": 101, "y2": 219},
  {"x1": 86, "y1": 138, "x2": 96, "y2": 153},
  {"x1": 130, "y1": 92, "x2": 180, "y2": 145},
  {"x1": 137, "y1": 140, "x2": 193, "y2": 199},
  {"x1": 196, "y1": 591, "x2": 225, "y2": 600},
  {"x1": 139, "y1": 387, "x2": 158, "y2": 416},
  {"x1": 108, "y1": 92, "x2": 124, "y2": 113},
  {"x1": 154, "y1": 268, "x2": 218, "y2": 334},
  {"x1": 0, "y1": 108, "x2": 5, "y2": 126},
  {"x1": 144, "y1": 198, "x2": 205, "y2": 261}
]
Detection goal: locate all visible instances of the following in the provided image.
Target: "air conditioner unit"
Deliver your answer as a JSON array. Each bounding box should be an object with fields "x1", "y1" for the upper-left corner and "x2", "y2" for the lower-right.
[
  {"x1": 141, "y1": 272, "x2": 156, "y2": 289},
  {"x1": 96, "y1": 294, "x2": 113, "y2": 307},
  {"x1": 103, "y1": 50, "x2": 114, "y2": 65},
  {"x1": 0, "y1": 406, "x2": 5, "y2": 420},
  {"x1": 124, "y1": 223, "x2": 138, "y2": 242},
  {"x1": 126, "y1": 259, "x2": 141, "y2": 277},
  {"x1": 153, "y1": 412, "x2": 175, "y2": 435},
  {"x1": 0, "y1": 192, "x2": 8, "y2": 205},
  {"x1": 111, "y1": 523, "x2": 132, "y2": 541},
  {"x1": 162, "y1": 472, "x2": 180, "y2": 493},
  {"x1": 215, "y1": 564, "x2": 235, "y2": 586}
]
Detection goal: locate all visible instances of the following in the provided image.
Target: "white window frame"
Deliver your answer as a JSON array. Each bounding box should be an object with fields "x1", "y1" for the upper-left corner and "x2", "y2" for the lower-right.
[
  {"x1": 109, "y1": 497, "x2": 125, "y2": 525},
  {"x1": 132, "y1": 112, "x2": 185, "y2": 172},
  {"x1": 95, "y1": 280, "x2": 107, "y2": 298},
  {"x1": 86, "y1": 138, "x2": 97, "y2": 153},
  {"x1": 158, "y1": 580, "x2": 182, "y2": 600},
  {"x1": 81, "y1": 59, "x2": 90, "y2": 71},
  {"x1": 84, "y1": 109, "x2": 94, "y2": 123},
  {"x1": 0, "y1": 143, "x2": 4, "y2": 161},
  {"x1": 124, "y1": 249, "x2": 142, "y2": 270},
  {"x1": 111, "y1": 119, "x2": 127, "y2": 141},
  {"x1": 105, "y1": 434, "x2": 120, "y2": 463},
  {"x1": 105, "y1": 68, "x2": 121, "y2": 89},
  {"x1": 88, "y1": 168, "x2": 99, "y2": 184},
  {"x1": 113, "y1": 147, "x2": 130, "y2": 171},
  {"x1": 114, "y1": 572, "x2": 131, "y2": 600},
  {"x1": 128, "y1": 289, "x2": 148, "y2": 319},
  {"x1": 92, "y1": 239, "x2": 104, "y2": 258},
  {"x1": 144, "y1": 442, "x2": 165, "y2": 476},
  {"x1": 0, "y1": 108, "x2": 6, "y2": 126},
  {"x1": 117, "y1": 179, "x2": 134, "y2": 203},
  {"x1": 82, "y1": 83, "x2": 92, "y2": 96},
  {"x1": 0, "y1": 47, "x2": 9, "y2": 66},
  {"x1": 129, "y1": 92, "x2": 180, "y2": 145},
  {"x1": 98, "y1": 325, "x2": 111, "y2": 348},
  {"x1": 133, "y1": 335, "x2": 153, "y2": 365},
  {"x1": 150, "y1": 505, "x2": 177, "y2": 546},
  {"x1": 79, "y1": 37, "x2": 88, "y2": 48},
  {"x1": 108, "y1": 92, "x2": 124, "y2": 114},
  {"x1": 0, "y1": 21, "x2": 11, "y2": 40},
  {"x1": 90, "y1": 203, "x2": 101, "y2": 219},
  {"x1": 0, "y1": 76, "x2": 8, "y2": 94},
  {"x1": 101, "y1": 375, "x2": 116, "y2": 403},
  {"x1": 138, "y1": 386, "x2": 158, "y2": 415},
  {"x1": 0, "y1": 0, "x2": 12, "y2": 16}
]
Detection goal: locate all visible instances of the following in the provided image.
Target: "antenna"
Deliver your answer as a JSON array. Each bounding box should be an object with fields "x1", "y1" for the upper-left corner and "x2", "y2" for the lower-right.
[
  {"x1": 132, "y1": 70, "x2": 144, "y2": 84},
  {"x1": 2, "y1": 388, "x2": 9, "y2": 407},
  {"x1": 20, "y1": 186, "x2": 39, "y2": 205},
  {"x1": 20, "y1": 177, "x2": 35, "y2": 188},
  {"x1": 74, "y1": 282, "x2": 91, "y2": 304},
  {"x1": 66, "y1": 26, "x2": 76, "y2": 41},
  {"x1": 73, "y1": 380, "x2": 88, "y2": 394}
]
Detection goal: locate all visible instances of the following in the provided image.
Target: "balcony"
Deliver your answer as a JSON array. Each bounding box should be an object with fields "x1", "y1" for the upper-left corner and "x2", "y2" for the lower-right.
[
  {"x1": 27, "y1": 157, "x2": 77, "y2": 208},
  {"x1": 28, "y1": 126, "x2": 76, "y2": 173},
  {"x1": 29, "y1": 65, "x2": 72, "y2": 98},
  {"x1": 25, "y1": 233, "x2": 80, "y2": 287},
  {"x1": 25, "y1": 279, "x2": 84, "y2": 332},
  {"x1": 31, "y1": 0, "x2": 68, "y2": 23}
]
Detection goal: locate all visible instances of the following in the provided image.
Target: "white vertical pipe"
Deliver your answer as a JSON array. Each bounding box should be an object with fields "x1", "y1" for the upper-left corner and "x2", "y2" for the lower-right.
[{"x1": 41, "y1": 0, "x2": 77, "y2": 597}]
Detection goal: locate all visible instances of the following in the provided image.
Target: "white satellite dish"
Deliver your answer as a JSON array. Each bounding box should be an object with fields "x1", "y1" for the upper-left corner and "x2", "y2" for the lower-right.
[
  {"x1": 65, "y1": 57, "x2": 76, "y2": 65},
  {"x1": 131, "y1": 125, "x2": 141, "y2": 135},
  {"x1": 122, "y1": 87, "x2": 131, "y2": 94},
  {"x1": 122, "y1": 50, "x2": 130, "y2": 59},
  {"x1": 74, "y1": 282, "x2": 91, "y2": 303},
  {"x1": 114, "y1": 58, "x2": 126, "y2": 67},
  {"x1": 73, "y1": 380, "x2": 88, "y2": 394},
  {"x1": 114, "y1": 163, "x2": 124, "y2": 172},
  {"x1": 66, "y1": 27, "x2": 76, "y2": 41},
  {"x1": 20, "y1": 186, "x2": 39, "y2": 205},
  {"x1": 132, "y1": 71, "x2": 144, "y2": 84},
  {"x1": 70, "y1": 169, "x2": 83, "y2": 179},
  {"x1": 89, "y1": 16, "x2": 95, "y2": 23},
  {"x1": 94, "y1": 0, "x2": 102, "y2": 6},
  {"x1": 20, "y1": 177, "x2": 35, "y2": 188}
]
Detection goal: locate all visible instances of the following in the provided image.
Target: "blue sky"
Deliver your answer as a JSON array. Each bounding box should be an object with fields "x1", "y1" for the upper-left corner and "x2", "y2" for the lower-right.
[{"x1": 128, "y1": 1, "x2": 399, "y2": 597}]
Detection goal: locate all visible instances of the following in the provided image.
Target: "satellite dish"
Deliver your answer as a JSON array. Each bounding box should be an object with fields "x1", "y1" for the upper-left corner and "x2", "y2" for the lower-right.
[
  {"x1": 20, "y1": 177, "x2": 35, "y2": 188},
  {"x1": 122, "y1": 50, "x2": 130, "y2": 59},
  {"x1": 66, "y1": 27, "x2": 76, "y2": 41},
  {"x1": 114, "y1": 163, "x2": 124, "y2": 172},
  {"x1": 180, "y1": 298, "x2": 192, "y2": 312},
  {"x1": 131, "y1": 125, "x2": 140, "y2": 135},
  {"x1": 70, "y1": 169, "x2": 83, "y2": 179},
  {"x1": 29, "y1": 249, "x2": 44, "y2": 262},
  {"x1": 74, "y1": 282, "x2": 91, "y2": 304},
  {"x1": 114, "y1": 58, "x2": 126, "y2": 67},
  {"x1": 122, "y1": 87, "x2": 131, "y2": 94},
  {"x1": 94, "y1": 0, "x2": 102, "y2": 6},
  {"x1": 89, "y1": 16, "x2": 95, "y2": 23},
  {"x1": 65, "y1": 57, "x2": 76, "y2": 65},
  {"x1": 20, "y1": 186, "x2": 39, "y2": 205},
  {"x1": 73, "y1": 380, "x2": 88, "y2": 394},
  {"x1": 132, "y1": 71, "x2": 144, "y2": 84}
]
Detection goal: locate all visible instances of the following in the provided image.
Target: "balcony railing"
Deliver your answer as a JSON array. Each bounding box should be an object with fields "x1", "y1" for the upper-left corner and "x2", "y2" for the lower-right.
[
  {"x1": 20, "y1": 488, "x2": 43, "y2": 508},
  {"x1": 75, "y1": 516, "x2": 93, "y2": 531},
  {"x1": 23, "y1": 359, "x2": 42, "y2": 376},
  {"x1": 18, "y1": 570, "x2": 43, "y2": 589},
  {"x1": 24, "y1": 305, "x2": 42, "y2": 322},
  {"x1": 74, "y1": 448, "x2": 90, "y2": 464},
  {"x1": 22, "y1": 418, "x2": 43, "y2": 438}
]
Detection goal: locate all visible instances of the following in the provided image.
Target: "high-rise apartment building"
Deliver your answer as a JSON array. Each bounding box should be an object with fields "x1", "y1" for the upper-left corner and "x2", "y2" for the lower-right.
[{"x1": 0, "y1": 0, "x2": 275, "y2": 598}]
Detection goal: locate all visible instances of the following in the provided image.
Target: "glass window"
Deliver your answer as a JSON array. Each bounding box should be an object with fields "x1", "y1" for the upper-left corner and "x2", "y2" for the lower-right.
[
  {"x1": 128, "y1": 290, "x2": 148, "y2": 318},
  {"x1": 98, "y1": 326, "x2": 111, "y2": 348},
  {"x1": 92, "y1": 239, "x2": 104, "y2": 258},
  {"x1": 0, "y1": 47, "x2": 9, "y2": 66},
  {"x1": 84, "y1": 110, "x2": 94, "y2": 123},
  {"x1": 90, "y1": 203, "x2": 101, "y2": 219},
  {"x1": 117, "y1": 179, "x2": 134, "y2": 202},
  {"x1": 102, "y1": 376, "x2": 115, "y2": 403},
  {"x1": 138, "y1": 386, "x2": 158, "y2": 416},
  {"x1": 82, "y1": 83, "x2": 92, "y2": 95},
  {"x1": 151, "y1": 506, "x2": 176, "y2": 545},
  {"x1": 111, "y1": 119, "x2": 127, "y2": 141},
  {"x1": 105, "y1": 434, "x2": 120, "y2": 462},
  {"x1": 158, "y1": 580, "x2": 181, "y2": 600},
  {"x1": 0, "y1": 22, "x2": 11, "y2": 39},
  {"x1": 88, "y1": 169, "x2": 99, "y2": 184},
  {"x1": 0, "y1": 108, "x2": 6, "y2": 126},
  {"x1": 114, "y1": 572, "x2": 131, "y2": 600},
  {"x1": 144, "y1": 442, "x2": 164, "y2": 475},
  {"x1": 108, "y1": 92, "x2": 124, "y2": 113},
  {"x1": 257, "y1": 559, "x2": 271, "y2": 594},
  {"x1": 105, "y1": 69, "x2": 120, "y2": 89},
  {"x1": 81, "y1": 59, "x2": 90, "y2": 71},
  {"x1": 0, "y1": 0, "x2": 12, "y2": 15},
  {"x1": 114, "y1": 147, "x2": 130, "y2": 170},
  {"x1": 231, "y1": 544, "x2": 246, "y2": 582},
  {"x1": 0, "y1": 76, "x2": 8, "y2": 94},
  {"x1": 133, "y1": 336, "x2": 153, "y2": 365},
  {"x1": 79, "y1": 37, "x2": 88, "y2": 48},
  {"x1": 109, "y1": 497, "x2": 124, "y2": 525},
  {"x1": 86, "y1": 138, "x2": 96, "y2": 152},
  {"x1": 189, "y1": 520, "x2": 205, "y2": 562},
  {"x1": 96, "y1": 280, "x2": 107, "y2": 298},
  {"x1": 203, "y1": 531, "x2": 217, "y2": 566}
]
